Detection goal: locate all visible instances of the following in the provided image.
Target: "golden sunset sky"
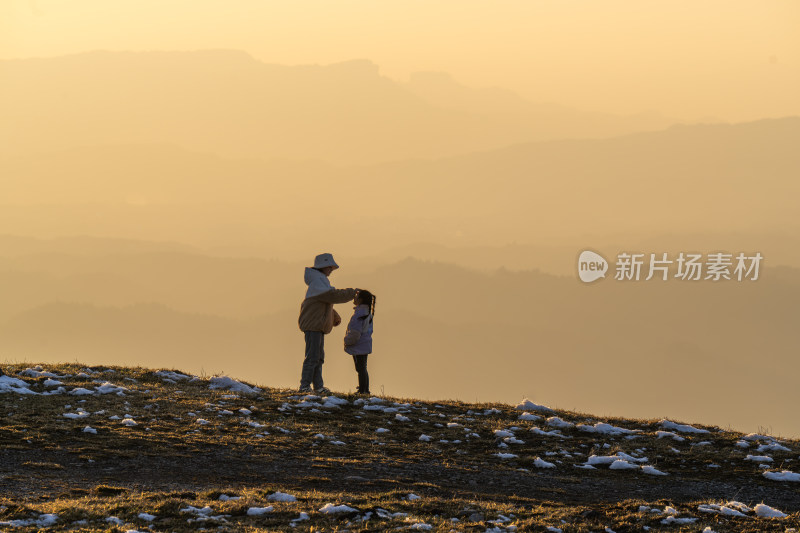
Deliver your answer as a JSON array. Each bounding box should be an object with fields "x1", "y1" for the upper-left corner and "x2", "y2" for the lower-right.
[{"x1": 2, "y1": 0, "x2": 798, "y2": 121}]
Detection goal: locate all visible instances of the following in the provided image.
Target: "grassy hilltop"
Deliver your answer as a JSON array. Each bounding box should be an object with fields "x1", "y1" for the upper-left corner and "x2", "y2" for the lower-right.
[{"x1": 0, "y1": 364, "x2": 799, "y2": 532}]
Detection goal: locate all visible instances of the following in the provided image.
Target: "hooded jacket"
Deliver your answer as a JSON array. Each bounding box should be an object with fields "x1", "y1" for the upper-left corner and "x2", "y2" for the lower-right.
[
  {"x1": 298, "y1": 268, "x2": 357, "y2": 333},
  {"x1": 343, "y1": 304, "x2": 373, "y2": 356}
]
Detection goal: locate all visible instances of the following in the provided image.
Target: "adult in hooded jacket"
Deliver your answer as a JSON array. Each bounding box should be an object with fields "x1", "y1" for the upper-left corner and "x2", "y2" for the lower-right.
[{"x1": 297, "y1": 253, "x2": 358, "y2": 393}]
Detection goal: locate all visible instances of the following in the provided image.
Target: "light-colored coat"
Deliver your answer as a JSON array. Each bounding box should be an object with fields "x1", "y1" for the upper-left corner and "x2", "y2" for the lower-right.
[
  {"x1": 343, "y1": 304, "x2": 373, "y2": 355},
  {"x1": 298, "y1": 268, "x2": 356, "y2": 334}
]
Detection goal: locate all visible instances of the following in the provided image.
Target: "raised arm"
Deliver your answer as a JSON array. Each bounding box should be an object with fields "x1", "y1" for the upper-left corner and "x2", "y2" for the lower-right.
[{"x1": 315, "y1": 288, "x2": 358, "y2": 304}]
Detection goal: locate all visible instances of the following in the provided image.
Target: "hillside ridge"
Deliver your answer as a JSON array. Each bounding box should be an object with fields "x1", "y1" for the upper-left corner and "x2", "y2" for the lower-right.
[{"x1": 1, "y1": 363, "x2": 798, "y2": 532}]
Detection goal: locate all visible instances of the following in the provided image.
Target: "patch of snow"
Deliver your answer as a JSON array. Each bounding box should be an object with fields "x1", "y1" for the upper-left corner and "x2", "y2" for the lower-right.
[
  {"x1": 96, "y1": 382, "x2": 127, "y2": 395},
  {"x1": 754, "y1": 503, "x2": 786, "y2": 518},
  {"x1": 546, "y1": 417, "x2": 574, "y2": 429},
  {"x1": 83, "y1": 426, "x2": 97, "y2": 434},
  {"x1": 660, "y1": 516, "x2": 697, "y2": 525},
  {"x1": 763, "y1": 470, "x2": 800, "y2": 482},
  {"x1": 155, "y1": 370, "x2": 192, "y2": 381},
  {"x1": 530, "y1": 427, "x2": 564, "y2": 437},
  {"x1": 518, "y1": 412, "x2": 541, "y2": 421},
  {"x1": 578, "y1": 422, "x2": 638, "y2": 435},
  {"x1": 641, "y1": 465, "x2": 668, "y2": 475},
  {"x1": 137, "y1": 512, "x2": 156, "y2": 521},
  {"x1": 494, "y1": 453, "x2": 518, "y2": 460},
  {"x1": 515, "y1": 399, "x2": 554, "y2": 413},
  {"x1": 63, "y1": 411, "x2": 90, "y2": 419},
  {"x1": 208, "y1": 376, "x2": 261, "y2": 395},
  {"x1": 659, "y1": 419, "x2": 710, "y2": 434},
  {"x1": 609, "y1": 460, "x2": 638, "y2": 470},
  {"x1": 656, "y1": 431, "x2": 685, "y2": 442},
  {"x1": 0, "y1": 376, "x2": 38, "y2": 395},
  {"x1": 322, "y1": 396, "x2": 349, "y2": 408},
  {"x1": 534, "y1": 457, "x2": 556, "y2": 468},
  {"x1": 319, "y1": 503, "x2": 357, "y2": 514},
  {"x1": 745, "y1": 455, "x2": 773, "y2": 463},
  {"x1": 267, "y1": 491, "x2": 297, "y2": 502},
  {"x1": 246, "y1": 506, "x2": 274, "y2": 516},
  {"x1": 757, "y1": 442, "x2": 791, "y2": 453},
  {"x1": 20, "y1": 367, "x2": 64, "y2": 378}
]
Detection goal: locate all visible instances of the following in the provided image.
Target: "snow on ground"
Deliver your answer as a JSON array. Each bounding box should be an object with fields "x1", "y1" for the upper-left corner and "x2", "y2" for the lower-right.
[
  {"x1": 744, "y1": 454, "x2": 773, "y2": 463},
  {"x1": 533, "y1": 457, "x2": 556, "y2": 468},
  {"x1": 95, "y1": 382, "x2": 128, "y2": 395},
  {"x1": 577, "y1": 422, "x2": 638, "y2": 436},
  {"x1": 514, "y1": 399, "x2": 554, "y2": 413},
  {"x1": 756, "y1": 442, "x2": 792, "y2": 453},
  {"x1": 656, "y1": 431, "x2": 685, "y2": 442},
  {"x1": 530, "y1": 427, "x2": 565, "y2": 437},
  {"x1": 63, "y1": 411, "x2": 90, "y2": 419},
  {"x1": 0, "y1": 376, "x2": 38, "y2": 395},
  {"x1": 0, "y1": 513, "x2": 59, "y2": 528},
  {"x1": 19, "y1": 366, "x2": 67, "y2": 378},
  {"x1": 208, "y1": 376, "x2": 261, "y2": 395},
  {"x1": 762, "y1": 470, "x2": 800, "y2": 482},
  {"x1": 659, "y1": 420, "x2": 710, "y2": 434},
  {"x1": 494, "y1": 453, "x2": 518, "y2": 460},
  {"x1": 753, "y1": 503, "x2": 787, "y2": 518},
  {"x1": 586, "y1": 452, "x2": 648, "y2": 466},
  {"x1": 267, "y1": 492, "x2": 297, "y2": 502},
  {"x1": 546, "y1": 417, "x2": 573, "y2": 429},
  {"x1": 640, "y1": 465, "x2": 667, "y2": 476},
  {"x1": 155, "y1": 370, "x2": 193, "y2": 381},
  {"x1": 246, "y1": 506, "x2": 273, "y2": 516},
  {"x1": 608, "y1": 460, "x2": 638, "y2": 470},
  {"x1": 319, "y1": 504, "x2": 357, "y2": 514}
]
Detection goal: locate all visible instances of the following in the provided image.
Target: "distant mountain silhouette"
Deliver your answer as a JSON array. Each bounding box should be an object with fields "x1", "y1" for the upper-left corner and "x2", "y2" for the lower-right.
[
  {"x1": 1, "y1": 117, "x2": 797, "y2": 248},
  {"x1": 1, "y1": 50, "x2": 675, "y2": 164}
]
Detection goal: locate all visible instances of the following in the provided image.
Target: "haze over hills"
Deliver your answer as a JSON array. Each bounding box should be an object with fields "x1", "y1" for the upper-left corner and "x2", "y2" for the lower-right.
[
  {"x1": 0, "y1": 50, "x2": 677, "y2": 164},
  {"x1": 0, "y1": 235, "x2": 798, "y2": 437},
  {"x1": 1, "y1": 48, "x2": 798, "y2": 441},
  {"x1": 1, "y1": 117, "x2": 798, "y2": 258}
]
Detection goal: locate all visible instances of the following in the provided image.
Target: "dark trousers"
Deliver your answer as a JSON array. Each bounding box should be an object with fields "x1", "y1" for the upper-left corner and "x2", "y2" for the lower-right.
[
  {"x1": 352, "y1": 354, "x2": 369, "y2": 394},
  {"x1": 300, "y1": 331, "x2": 325, "y2": 390}
]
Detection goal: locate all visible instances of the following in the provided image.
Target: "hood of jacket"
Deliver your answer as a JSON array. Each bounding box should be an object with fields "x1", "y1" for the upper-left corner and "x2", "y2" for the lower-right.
[{"x1": 304, "y1": 267, "x2": 334, "y2": 299}]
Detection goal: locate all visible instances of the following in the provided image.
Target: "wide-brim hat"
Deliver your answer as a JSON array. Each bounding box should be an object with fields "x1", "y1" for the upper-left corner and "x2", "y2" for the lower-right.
[{"x1": 313, "y1": 253, "x2": 339, "y2": 270}]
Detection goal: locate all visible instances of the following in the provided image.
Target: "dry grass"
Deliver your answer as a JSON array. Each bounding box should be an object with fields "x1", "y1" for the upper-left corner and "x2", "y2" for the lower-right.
[{"x1": 0, "y1": 362, "x2": 798, "y2": 532}]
